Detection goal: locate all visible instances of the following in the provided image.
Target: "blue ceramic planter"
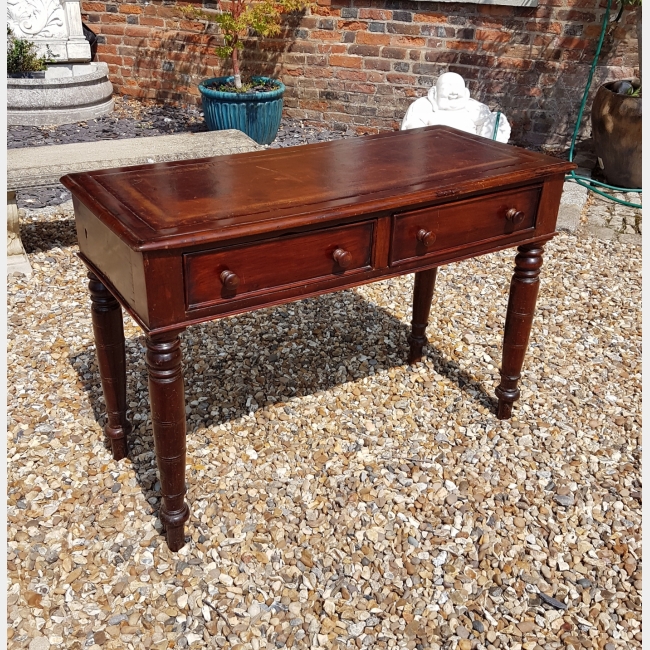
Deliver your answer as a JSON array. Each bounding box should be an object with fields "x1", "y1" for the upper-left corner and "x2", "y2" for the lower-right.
[{"x1": 198, "y1": 76, "x2": 285, "y2": 145}]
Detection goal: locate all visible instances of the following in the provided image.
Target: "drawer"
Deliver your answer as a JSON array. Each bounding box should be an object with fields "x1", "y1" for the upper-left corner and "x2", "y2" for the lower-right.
[
  {"x1": 390, "y1": 186, "x2": 541, "y2": 265},
  {"x1": 184, "y1": 221, "x2": 374, "y2": 309}
]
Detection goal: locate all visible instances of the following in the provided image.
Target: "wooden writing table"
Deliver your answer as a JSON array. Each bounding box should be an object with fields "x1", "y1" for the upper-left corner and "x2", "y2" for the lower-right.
[{"x1": 62, "y1": 126, "x2": 575, "y2": 550}]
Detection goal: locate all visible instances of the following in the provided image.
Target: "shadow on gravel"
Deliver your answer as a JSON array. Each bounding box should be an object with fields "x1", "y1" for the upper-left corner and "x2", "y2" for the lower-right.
[
  {"x1": 20, "y1": 215, "x2": 78, "y2": 251},
  {"x1": 67, "y1": 290, "x2": 499, "y2": 534},
  {"x1": 68, "y1": 290, "x2": 499, "y2": 482}
]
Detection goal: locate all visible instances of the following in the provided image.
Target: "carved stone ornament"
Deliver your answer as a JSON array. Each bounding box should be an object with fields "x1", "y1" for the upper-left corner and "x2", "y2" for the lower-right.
[
  {"x1": 401, "y1": 72, "x2": 511, "y2": 144},
  {"x1": 7, "y1": 0, "x2": 91, "y2": 62}
]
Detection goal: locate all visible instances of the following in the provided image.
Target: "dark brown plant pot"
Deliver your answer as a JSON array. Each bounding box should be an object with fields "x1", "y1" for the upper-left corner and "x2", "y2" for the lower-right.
[{"x1": 591, "y1": 80, "x2": 642, "y2": 189}]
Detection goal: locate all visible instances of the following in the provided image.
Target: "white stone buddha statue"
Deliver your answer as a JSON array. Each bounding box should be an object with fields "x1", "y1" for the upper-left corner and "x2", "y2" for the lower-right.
[{"x1": 401, "y1": 72, "x2": 511, "y2": 144}]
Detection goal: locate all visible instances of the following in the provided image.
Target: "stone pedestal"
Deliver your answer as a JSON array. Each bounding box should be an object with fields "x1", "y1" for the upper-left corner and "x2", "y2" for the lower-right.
[
  {"x1": 7, "y1": 1, "x2": 114, "y2": 125},
  {"x1": 7, "y1": 191, "x2": 32, "y2": 277},
  {"x1": 7, "y1": 0, "x2": 91, "y2": 62},
  {"x1": 8, "y1": 62, "x2": 114, "y2": 126}
]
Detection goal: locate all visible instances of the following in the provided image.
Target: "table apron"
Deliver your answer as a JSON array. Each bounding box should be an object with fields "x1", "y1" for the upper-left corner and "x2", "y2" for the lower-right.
[{"x1": 82, "y1": 229, "x2": 555, "y2": 337}]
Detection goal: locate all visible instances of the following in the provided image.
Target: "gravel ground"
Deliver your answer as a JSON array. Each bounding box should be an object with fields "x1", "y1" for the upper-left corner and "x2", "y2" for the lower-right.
[
  {"x1": 7, "y1": 99, "x2": 641, "y2": 650},
  {"x1": 7, "y1": 199, "x2": 641, "y2": 650}
]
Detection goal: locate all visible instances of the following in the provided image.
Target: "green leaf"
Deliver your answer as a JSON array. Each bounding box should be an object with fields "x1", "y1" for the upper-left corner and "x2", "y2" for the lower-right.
[
  {"x1": 175, "y1": 0, "x2": 314, "y2": 70},
  {"x1": 7, "y1": 26, "x2": 53, "y2": 74}
]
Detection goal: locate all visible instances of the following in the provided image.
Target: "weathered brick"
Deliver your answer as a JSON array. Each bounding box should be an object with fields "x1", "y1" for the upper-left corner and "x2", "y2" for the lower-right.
[
  {"x1": 411, "y1": 62, "x2": 440, "y2": 76},
  {"x1": 424, "y1": 51, "x2": 456, "y2": 64},
  {"x1": 381, "y1": 47, "x2": 406, "y2": 60},
  {"x1": 416, "y1": 75, "x2": 434, "y2": 87},
  {"x1": 457, "y1": 53, "x2": 494, "y2": 68},
  {"x1": 387, "y1": 23, "x2": 421, "y2": 36},
  {"x1": 98, "y1": 53, "x2": 123, "y2": 65},
  {"x1": 386, "y1": 73, "x2": 415, "y2": 85},
  {"x1": 82, "y1": 2, "x2": 106, "y2": 11},
  {"x1": 456, "y1": 28, "x2": 475, "y2": 40},
  {"x1": 300, "y1": 100, "x2": 330, "y2": 111},
  {"x1": 358, "y1": 9, "x2": 391, "y2": 20},
  {"x1": 105, "y1": 12, "x2": 126, "y2": 23},
  {"x1": 338, "y1": 21, "x2": 365, "y2": 31},
  {"x1": 157, "y1": 6, "x2": 185, "y2": 20},
  {"x1": 557, "y1": 9, "x2": 595, "y2": 21},
  {"x1": 124, "y1": 25, "x2": 154, "y2": 37},
  {"x1": 493, "y1": 57, "x2": 534, "y2": 71},
  {"x1": 524, "y1": 21, "x2": 562, "y2": 34},
  {"x1": 475, "y1": 28, "x2": 511, "y2": 42},
  {"x1": 346, "y1": 82, "x2": 375, "y2": 94},
  {"x1": 97, "y1": 24, "x2": 126, "y2": 35},
  {"x1": 350, "y1": 105, "x2": 377, "y2": 116},
  {"x1": 419, "y1": 25, "x2": 454, "y2": 38},
  {"x1": 96, "y1": 43, "x2": 117, "y2": 55},
  {"x1": 330, "y1": 54, "x2": 362, "y2": 68},
  {"x1": 290, "y1": 41, "x2": 318, "y2": 54},
  {"x1": 139, "y1": 16, "x2": 165, "y2": 27},
  {"x1": 447, "y1": 40, "x2": 479, "y2": 52},
  {"x1": 392, "y1": 11, "x2": 412, "y2": 22},
  {"x1": 477, "y1": 5, "x2": 513, "y2": 17},
  {"x1": 305, "y1": 54, "x2": 329, "y2": 66},
  {"x1": 310, "y1": 29, "x2": 340, "y2": 40},
  {"x1": 119, "y1": 4, "x2": 143, "y2": 14},
  {"x1": 363, "y1": 57, "x2": 391, "y2": 71},
  {"x1": 317, "y1": 43, "x2": 346, "y2": 54},
  {"x1": 390, "y1": 36, "x2": 425, "y2": 48},
  {"x1": 335, "y1": 69, "x2": 367, "y2": 81},
  {"x1": 425, "y1": 38, "x2": 445, "y2": 50},
  {"x1": 448, "y1": 65, "x2": 479, "y2": 81},
  {"x1": 348, "y1": 44, "x2": 380, "y2": 57},
  {"x1": 356, "y1": 32, "x2": 390, "y2": 46}
]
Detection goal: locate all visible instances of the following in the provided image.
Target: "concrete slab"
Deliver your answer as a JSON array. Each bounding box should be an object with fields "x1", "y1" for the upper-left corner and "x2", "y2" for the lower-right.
[
  {"x1": 557, "y1": 178, "x2": 590, "y2": 233},
  {"x1": 7, "y1": 191, "x2": 32, "y2": 278},
  {"x1": 619, "y1": 233, "x2": 642, "y2": 246},
  {"x1": 584, "y1": 225, "x2": 617, "y2": 241},
  {"x1": 8, "y1": 129, "x2": 261, "y2": 190}
]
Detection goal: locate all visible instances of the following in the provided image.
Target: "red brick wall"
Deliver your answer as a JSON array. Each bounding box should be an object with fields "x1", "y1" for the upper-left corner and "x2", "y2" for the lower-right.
[{"x1": 81, "y1": 0, "x2": 639, "y2": 149}]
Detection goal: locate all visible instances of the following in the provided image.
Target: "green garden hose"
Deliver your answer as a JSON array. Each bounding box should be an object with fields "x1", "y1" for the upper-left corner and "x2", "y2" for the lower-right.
[
  {"x1": 566, "y1": 0, "x2": 642, "y2": 209},
  {"x1": 492, "y1": 111, "x2": 502, "y2": 141}
]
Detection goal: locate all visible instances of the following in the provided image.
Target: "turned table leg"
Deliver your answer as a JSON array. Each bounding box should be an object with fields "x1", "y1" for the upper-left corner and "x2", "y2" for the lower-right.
[
  {"x1": 88, "y1": 272, "x2": 131, "y2": 460},
  {"x1": 146, "y1": 331, "x2": 190, "y2": 551},
  {"x1": 408, "y1": 267, "x2": 438, "y2": 364},
  {"x1": 496, "y1": 243, "x2": 545, "y2": 420}
]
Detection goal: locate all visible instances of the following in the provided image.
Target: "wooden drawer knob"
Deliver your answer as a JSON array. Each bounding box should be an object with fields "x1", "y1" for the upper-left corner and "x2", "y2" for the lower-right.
[
  {"x1": 220, "y1": 269, "x2": 240, "y2": 290},
  {"x1": 506, "y1": 208, "x2": 525, "y2": 224},
  {"x1": 333, "y1": 248, "x2": 352, "y2": 269},
  {"x1": 416, "y1": 228, "x2": 436, "y2": 248}
]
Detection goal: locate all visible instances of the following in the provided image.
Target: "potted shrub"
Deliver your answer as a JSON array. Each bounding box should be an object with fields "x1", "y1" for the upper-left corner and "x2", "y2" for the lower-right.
[
  {"x1": 181, "y1": 0, "x2": 311, "y2": 145},
  {"x1": 591, "y1": 0, "x2": 642, "y2": 189}
]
